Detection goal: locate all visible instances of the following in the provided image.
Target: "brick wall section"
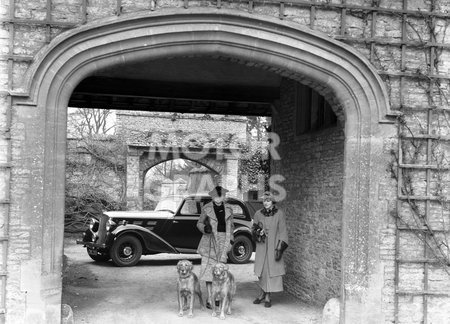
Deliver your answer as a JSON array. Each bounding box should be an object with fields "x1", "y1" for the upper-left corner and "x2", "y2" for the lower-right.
[{"x1": 273, "y1": 78, "x2": 344, "y2": 305}]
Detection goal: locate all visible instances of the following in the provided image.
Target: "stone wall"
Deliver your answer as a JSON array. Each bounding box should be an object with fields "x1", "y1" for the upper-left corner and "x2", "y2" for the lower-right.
[
  {"x1": 274, "y1": 78, "x2": 345, "y2": 305},
  {"x1": 116, "y1": 111, "x2": 247, "y2": 145},
  {"x1": 116, "y1": 111, "x2": 247, "y2": 207},
  {"x1": 0, "y1": 1, "x2": 450, "y2": 323}
]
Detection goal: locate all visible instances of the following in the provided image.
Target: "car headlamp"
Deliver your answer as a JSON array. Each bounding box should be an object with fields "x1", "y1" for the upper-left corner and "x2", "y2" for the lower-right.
[
  {"x1": 89, "y1": 217, "x2": 97, "y2": 230},
  {"x1": 105, "y1": 219, "x2": 117, "y2": 232}
]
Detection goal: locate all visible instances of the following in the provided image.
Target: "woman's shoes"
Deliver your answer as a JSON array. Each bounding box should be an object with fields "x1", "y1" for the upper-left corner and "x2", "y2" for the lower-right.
[
  {"x1": 253, "y1": 296, "x2": 265, "y2": 304},
  {"x1": 254, "y1": 293, "x2": 271, "y2": 307}
]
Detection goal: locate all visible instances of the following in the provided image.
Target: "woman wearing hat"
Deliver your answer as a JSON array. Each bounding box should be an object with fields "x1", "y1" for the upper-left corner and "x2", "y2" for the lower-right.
[
  {"x1": 196, "y1": 186, "x2": 234, "y2": 309},
  {"x1": 252, "y1": 191, "x2": 288, "y2": 307}
]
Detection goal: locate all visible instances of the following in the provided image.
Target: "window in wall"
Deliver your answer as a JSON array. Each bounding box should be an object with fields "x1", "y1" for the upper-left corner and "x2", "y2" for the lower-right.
[
  {"x1": 295, "y1": 83, "x2": 337, "y2": 135},
  {"x1": 247, "y1": 190, "x2": 259, "y2": 201}
]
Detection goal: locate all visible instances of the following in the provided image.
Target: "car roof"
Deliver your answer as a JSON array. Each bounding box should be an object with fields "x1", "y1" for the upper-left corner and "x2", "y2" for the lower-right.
[
  {"x1": 183, "y1": 194, "x2": 244, "y2": 201},
  {"x1": 183, "y1": 194, "x2": 259, "y2": 212},
  {"x1": 184, "y1": 194, "x2": 210, "y2": 198}
]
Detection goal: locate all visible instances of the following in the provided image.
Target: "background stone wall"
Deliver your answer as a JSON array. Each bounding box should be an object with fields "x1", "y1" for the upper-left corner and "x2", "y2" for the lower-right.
[
  {"x1": 117, "y1": 111, "x2": 248, "y2": 207},
  {"x1": 116, "y1": 111, "x2": 248, "y2": 144},
  {"x1": 273, "y1": 78, "x2": 345, "y2": 305}
]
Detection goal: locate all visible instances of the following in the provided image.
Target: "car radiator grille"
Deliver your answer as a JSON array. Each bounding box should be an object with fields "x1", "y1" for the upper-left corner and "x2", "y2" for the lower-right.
[{"x1": 97, "y1": 214, "x2": 108, "y2": 243}]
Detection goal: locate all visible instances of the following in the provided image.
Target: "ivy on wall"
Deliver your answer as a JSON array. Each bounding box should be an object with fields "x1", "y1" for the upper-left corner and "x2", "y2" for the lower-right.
[{"x1": 385, "y1": 14, "x2": 450, "y2": 272}]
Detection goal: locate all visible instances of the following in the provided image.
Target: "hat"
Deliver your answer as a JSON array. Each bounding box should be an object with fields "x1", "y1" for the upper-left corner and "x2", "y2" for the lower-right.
[
  {"x1": 208, "y1": 186, "x2": 229, "y2": 198},
  {"x1": 260, "y1": 191, "x2": 276, "y2": 202}
]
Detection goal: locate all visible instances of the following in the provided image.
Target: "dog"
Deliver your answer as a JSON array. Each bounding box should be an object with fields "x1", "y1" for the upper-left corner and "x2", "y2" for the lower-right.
[
  {"x1": 176, "y1": 259, "x2": 204, "y2": 317},
  {"x1": 211, "y1": 262, "x2": 236, "y2": 319}
]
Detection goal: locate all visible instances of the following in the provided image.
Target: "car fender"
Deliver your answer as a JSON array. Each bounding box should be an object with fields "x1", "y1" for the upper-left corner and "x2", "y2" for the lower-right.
[
  {"x1": 233, "y1": 224, "x2": 252, "y2": 237},
  {"x1": 232, "y1": 223, "x2": 255, "y2": 250},
  {"x1": 112, "y1": 224, "x2": 179, "y2": 254},
  {"x1": 233, "y1": 218, "x2": 253, "y2": 236}
]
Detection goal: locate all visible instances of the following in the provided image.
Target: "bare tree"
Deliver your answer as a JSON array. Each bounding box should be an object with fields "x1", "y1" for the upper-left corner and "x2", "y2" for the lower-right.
[
  {"x1": 65, "y1": 108, "x2": 125, "y2": 233},
  {"x1": 67, "y1": 108, "x2": 115, "y2": 137}
]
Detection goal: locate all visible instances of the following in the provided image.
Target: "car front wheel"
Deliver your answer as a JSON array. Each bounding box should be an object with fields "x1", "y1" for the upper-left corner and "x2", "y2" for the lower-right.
[
  {"x1": 111, "y1": 235, "x2": 142, "y2": 267},
  {"x1": 228, "y1": 235, "x2": 253, "y2": 264},
  {"x1": 87, "y1": 247, "x2": 110, "y2": 262}
]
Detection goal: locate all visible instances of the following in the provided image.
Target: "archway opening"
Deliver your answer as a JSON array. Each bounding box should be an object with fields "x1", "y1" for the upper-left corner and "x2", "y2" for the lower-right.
[
  {"x1": 62, "y1": 52, "x2": 343, "y2": 321},
  {"x1": 143, "y1": 158, "x2": 219, "y2": 210}
]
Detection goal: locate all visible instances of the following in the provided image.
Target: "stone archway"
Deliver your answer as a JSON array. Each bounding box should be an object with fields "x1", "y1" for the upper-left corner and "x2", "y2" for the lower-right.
[
  {"x1": 126, "y1": 145, "x2": 240, "y2": 209},
  {"x1": 16, "y1": 8, "x2": 395, "y2": 323}
]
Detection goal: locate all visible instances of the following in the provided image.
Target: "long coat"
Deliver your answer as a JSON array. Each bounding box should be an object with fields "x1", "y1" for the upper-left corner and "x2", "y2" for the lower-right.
[
  {"x1": 196, "y1": 202, "x2": 234, "y2": 263},
  {"x1": 253, "y1": 207, "x2": 289, "y2": 277}
]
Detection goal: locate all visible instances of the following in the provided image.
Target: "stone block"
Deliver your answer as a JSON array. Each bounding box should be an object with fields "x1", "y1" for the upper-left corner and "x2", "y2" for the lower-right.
[
  {"x1": 61, "y1": 304, "x2": 74, "y2": 324},
  {"x1": 322, "y1": 298, "x2": 340, "y2": 324}
]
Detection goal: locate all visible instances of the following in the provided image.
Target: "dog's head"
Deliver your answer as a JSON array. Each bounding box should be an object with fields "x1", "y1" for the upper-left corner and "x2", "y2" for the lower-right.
[
  {"x1": 177, "y1": 259, "x2": 193, "y2": 278},
  {"x1": 212, "y1": 262, "x2": 229, "y2": 281}
]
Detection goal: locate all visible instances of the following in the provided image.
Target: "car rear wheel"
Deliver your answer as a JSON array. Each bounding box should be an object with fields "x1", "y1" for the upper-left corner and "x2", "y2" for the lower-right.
[
  {"x1": 87, "y1": 247, "x2": 110, "y2": 262},
  {"x1": 228, "y1": 235, "x2": 253, "y2": 264},
  {"x1": 111, "y1": 235, "x2": 142, "y2": 267}
]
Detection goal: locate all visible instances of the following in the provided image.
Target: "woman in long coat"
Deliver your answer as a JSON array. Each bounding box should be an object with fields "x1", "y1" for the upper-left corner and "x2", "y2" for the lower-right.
[
  {"x1": 196, "y1": 186, "x2": 234, "y2": 309},
  {"x1": 252, "y1": 191, "x2": 288, "y2": 308}
]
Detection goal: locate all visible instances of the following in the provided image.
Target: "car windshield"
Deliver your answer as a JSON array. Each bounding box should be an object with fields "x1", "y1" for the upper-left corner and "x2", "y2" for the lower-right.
[{"x1": 154, "y1": 197, "x2": 183, "y2": 213}]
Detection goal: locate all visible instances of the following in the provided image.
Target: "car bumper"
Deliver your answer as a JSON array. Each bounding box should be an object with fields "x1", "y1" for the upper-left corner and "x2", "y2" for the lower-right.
[
  {"x1": 76, "y1": 230, "x2": 109, "y2": 249},
  {"x1": 76, "y1": 240, "x2": 107, "y2": 249}
]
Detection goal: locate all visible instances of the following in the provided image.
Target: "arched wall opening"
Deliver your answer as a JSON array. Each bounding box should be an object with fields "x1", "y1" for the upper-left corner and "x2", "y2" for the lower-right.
[
  {"x1": 126, "y1": 143, "x2": 241, "y2": 209},
  {"x1": 15, "y1": 8, "x2": 395, "y2": 323},
  {"x1": 142, "y1": 158, "x2": 220, "y2": 210}
]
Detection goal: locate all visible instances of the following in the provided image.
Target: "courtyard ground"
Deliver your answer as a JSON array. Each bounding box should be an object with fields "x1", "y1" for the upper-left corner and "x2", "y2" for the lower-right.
[{"x1": 62, "y1": 234, "x2": 322, "y2": 324}]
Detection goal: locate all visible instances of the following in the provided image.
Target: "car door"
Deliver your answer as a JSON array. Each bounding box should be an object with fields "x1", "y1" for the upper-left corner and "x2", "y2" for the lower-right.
[
  {"x1": 226, "y1": 198, "x2": 248, "y2": 221},
  {"x1": 165, "y1": 196, "x2": 205, "y2": 251}
]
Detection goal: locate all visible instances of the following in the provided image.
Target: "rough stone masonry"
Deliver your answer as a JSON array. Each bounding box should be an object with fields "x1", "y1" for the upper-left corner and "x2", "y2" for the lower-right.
[{"x1": 0, "y1": 0, "x2": 450, "y2": 323}]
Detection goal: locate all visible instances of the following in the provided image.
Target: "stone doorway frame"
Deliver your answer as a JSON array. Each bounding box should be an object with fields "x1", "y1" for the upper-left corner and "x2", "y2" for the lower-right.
[
  {"x1": 127, "y1": 145, "x2": 240, "y2": 209},
  {"x1": 17, "y1": 8, "x2": 396, "y2": 323}
]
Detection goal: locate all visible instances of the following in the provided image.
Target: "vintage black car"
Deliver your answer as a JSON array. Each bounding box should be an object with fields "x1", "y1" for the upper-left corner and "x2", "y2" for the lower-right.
[{"x1": 77, "y1": 194, "x2": 258, "y2": 267}]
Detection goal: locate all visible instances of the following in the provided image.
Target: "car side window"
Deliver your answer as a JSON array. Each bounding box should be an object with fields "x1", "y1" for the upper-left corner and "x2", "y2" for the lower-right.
[
  {"x1": 199, "y1": 199, "x2": 211, "y2": 209},
  {"x1": 179, "y1": 199, "x2": 200, "y2": 215},
  {"x1": 227, "y1": 200, "x2": 245, "y2": 219}
]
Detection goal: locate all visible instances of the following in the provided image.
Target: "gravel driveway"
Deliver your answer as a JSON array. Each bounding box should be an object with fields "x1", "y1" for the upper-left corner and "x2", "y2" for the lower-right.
[{"x1": 63, "y1": 235, "x2": 321, "y2": 324}]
